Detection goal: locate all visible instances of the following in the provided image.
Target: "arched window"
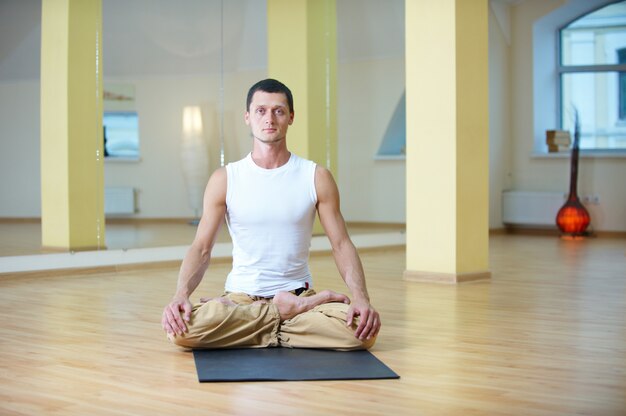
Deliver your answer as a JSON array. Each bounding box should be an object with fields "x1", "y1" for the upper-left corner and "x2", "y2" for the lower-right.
[{"x1": 558, "y1": 1, "x2": 626, "y2": 150}]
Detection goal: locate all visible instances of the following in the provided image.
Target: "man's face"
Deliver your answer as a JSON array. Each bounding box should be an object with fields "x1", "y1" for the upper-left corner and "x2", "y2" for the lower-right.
[{"x1": 245, "y1": 91, "x2": 294, "y2": 145}]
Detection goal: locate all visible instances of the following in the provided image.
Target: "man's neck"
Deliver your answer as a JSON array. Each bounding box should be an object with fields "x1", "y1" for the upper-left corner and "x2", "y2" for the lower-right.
[{"x1": 251, "y1": 142, "x2": 291, "y2": 169}]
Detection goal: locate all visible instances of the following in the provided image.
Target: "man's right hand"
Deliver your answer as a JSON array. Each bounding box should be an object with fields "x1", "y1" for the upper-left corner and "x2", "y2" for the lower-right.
[{"x1": 161, "y1": 297, "x2": 193, "y2": 336}]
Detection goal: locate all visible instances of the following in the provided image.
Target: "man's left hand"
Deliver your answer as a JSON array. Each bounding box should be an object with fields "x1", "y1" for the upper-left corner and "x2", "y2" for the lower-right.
[{"x1": 346, "y1": 299, "x2": 381, "y2": 341}]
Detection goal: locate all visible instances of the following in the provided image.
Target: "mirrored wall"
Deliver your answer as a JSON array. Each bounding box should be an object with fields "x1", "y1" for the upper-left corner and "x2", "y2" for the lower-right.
[{"x1": 0, "y1": 0, "x2": 406, "y2": 258}]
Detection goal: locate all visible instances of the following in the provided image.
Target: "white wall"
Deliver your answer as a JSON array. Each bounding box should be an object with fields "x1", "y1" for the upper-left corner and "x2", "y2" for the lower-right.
[
  {"x1": 336, "y1": 0, "x2": 405, "y2": 223},
  {"x1": 489, "y1": 2, "x2": 514, "y2": 229},
  {"x1": 338, "y1": 58, "x2": 406, "y2": 223},
  {"x1": 0, "y1": 80, "x2": 41, "y2": 217}
]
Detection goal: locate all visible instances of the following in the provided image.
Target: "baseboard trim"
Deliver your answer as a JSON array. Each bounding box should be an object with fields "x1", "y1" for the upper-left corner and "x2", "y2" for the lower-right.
[
  {"x1": 403, "y1": 269, "x2": 491, "y2": 284},
  {"x1": 41, "y1": 245, "x2": 108, "y2": 253},
  {"x1": 346, "y1": 221, "x2": 405, "y2": 230},
  {"x1": 0, "y1": 217, "x2": 41, "y2": 223},
  {"x1": 503, "y1": 226, "x2": 626, "y2": 239}
]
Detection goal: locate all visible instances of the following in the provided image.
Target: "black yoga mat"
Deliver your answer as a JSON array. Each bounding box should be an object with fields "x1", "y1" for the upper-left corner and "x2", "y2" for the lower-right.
[{"x1": 193, "y1": 348, "x2": 399, "y2": 382}]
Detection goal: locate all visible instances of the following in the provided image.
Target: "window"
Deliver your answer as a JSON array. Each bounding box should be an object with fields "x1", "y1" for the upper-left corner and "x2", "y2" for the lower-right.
[
  {"x1": 103, "y1": 112, "x2": 140, "y2": 159},
  {"x1": 558, "y1": 1, "x2": 626, "y2": 150}
]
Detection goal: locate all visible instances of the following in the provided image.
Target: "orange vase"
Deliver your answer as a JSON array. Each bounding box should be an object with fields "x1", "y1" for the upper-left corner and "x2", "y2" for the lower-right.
[
  {"x1": 555, "y1": 114, "x2": 590, "y2": 236},
  {"x1": 556, "y1": 196, "x2": 590, "y2": 235}
]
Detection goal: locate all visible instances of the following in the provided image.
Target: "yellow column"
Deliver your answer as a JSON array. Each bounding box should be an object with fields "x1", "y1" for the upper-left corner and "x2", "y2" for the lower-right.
[
  {"x1": 267, "y1": 0, "x2": 337, "y2": 174},
  {"x1": 40, "y1": 0, "x2": 105, "y2": 251},
  {"x1": 268, "y1": 0, "x2": 337, "y2": 235},
  {"x1": 404, "y1": 0, "x2": 490, "y2": 283}
]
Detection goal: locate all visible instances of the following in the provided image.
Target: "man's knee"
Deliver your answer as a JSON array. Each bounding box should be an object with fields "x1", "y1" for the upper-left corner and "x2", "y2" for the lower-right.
[
  {"x1": 167, "y1": 331, "x2": 196, "y2": 349},
  {"x1": 166, "y1": 302, "x2": 225, "y2": 349},
  {"x1": 334, "y1": 329, "x2": 377, "y2": 351},
  {"x1": 277, "y1": 302, "x2": 376, "y2": 350},
  {"x1": 166, "y1": 319, "x2": 206, "y2": 349},
  {"x1": 359, "y1": 334, "x2": 377, "y2": 350}
]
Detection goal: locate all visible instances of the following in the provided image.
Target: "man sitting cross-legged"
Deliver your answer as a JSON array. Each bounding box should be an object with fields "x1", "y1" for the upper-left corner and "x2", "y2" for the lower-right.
[{"x1": 161, "y1": 79, "x2": 381, "y2": 350}]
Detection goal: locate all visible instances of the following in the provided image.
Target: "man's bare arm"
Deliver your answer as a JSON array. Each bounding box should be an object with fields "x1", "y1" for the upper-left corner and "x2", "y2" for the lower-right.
[
  {"x1": 161, "y1": 168, "x2": 227, "y2": 335},
  {"x1": 315, "y1": 166, "x2": 381, "y2": 341}
]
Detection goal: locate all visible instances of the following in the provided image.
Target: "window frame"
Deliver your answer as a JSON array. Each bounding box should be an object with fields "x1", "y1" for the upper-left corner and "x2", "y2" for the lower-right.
[{"x1": 555, "y1": 0, "x2": 626, "y2": 152}]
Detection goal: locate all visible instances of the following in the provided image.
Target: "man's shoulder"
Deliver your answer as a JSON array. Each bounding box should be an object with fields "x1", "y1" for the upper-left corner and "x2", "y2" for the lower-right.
[
  {"x1": 208, "y1": 166, "x2": 227, "y2": 188},
  {"x1": 313, "y1": 165, "x2": 338, "y2": 197},
  {"x1": 314, "y1": 164, "x2": 333, "y2": 181},
  {"x1": 211, "y1": 166, "x2": 227, "y2": 178}
]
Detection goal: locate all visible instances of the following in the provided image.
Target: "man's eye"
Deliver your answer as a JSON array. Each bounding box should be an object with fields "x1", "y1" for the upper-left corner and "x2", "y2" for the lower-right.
[
  {"x1": 256, "y1": 108, "x2": 265, "y2": 114},
  {"x1": 275, "y1": 109, "x2": 284, "y2": 115}
]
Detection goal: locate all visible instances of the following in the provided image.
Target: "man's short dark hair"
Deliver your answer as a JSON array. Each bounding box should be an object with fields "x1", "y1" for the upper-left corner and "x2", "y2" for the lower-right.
[{"x1": 246, "y1": 79, "x2": 294, "y2": 113}]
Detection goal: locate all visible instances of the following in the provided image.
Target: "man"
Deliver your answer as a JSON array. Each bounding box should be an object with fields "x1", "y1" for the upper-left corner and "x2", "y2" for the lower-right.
[{"x1": 161, "y1": 79, "x2": 381, "y2": 350}]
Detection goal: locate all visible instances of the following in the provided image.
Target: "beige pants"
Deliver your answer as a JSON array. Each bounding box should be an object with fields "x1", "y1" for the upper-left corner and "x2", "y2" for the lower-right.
[{"x1": 169, "y1": 290, "x2": 376, "y2": 351}]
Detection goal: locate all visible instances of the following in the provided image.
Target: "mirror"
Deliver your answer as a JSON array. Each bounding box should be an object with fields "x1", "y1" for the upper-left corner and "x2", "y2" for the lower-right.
[{"x1": 0, "y1": 0, "x2": 406, "y2": 262}]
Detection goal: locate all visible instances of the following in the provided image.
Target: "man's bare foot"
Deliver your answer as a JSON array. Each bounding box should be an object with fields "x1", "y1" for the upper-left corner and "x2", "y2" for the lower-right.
[{"x1": 272, "y1": 290, "x2": 350, "y2": 321}]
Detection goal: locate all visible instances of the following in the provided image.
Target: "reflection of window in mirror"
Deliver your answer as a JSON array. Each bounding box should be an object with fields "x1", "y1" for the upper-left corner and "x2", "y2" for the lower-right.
[{"x1": 103, "y1": 112, "x2": 140, "y2": 160}]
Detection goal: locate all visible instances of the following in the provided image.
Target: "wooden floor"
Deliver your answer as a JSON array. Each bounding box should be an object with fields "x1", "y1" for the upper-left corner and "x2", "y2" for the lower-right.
[
  {"x1": 0, "y1": 220, "x2": 224, "y2": 256},
  {"x1": 0, "y1": 234, "x2": 625, "y2": 415}
]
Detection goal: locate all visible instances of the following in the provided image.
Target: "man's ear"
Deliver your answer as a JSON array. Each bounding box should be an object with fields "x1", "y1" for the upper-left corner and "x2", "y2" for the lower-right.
[
  {"x1": 289, "y1": 111, "x2": 294, "y2": 125},
  {"x1": 244, "y1": 111, "x2": 250, "y2": 125}
]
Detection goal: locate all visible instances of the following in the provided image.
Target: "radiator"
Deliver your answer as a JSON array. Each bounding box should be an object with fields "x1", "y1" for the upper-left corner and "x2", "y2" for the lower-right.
[
  {"x1": 502, "y1": 191, "x2": 565, "y2": 227},
  {"x1": 104, "y1": 187, "x2": 136, "y2": 215}
]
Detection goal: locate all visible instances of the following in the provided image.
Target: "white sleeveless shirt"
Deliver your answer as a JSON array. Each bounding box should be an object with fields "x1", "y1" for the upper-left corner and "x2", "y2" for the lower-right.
[{"x1": 224, "y1": 152, "x2": 317, "y2": 297}]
